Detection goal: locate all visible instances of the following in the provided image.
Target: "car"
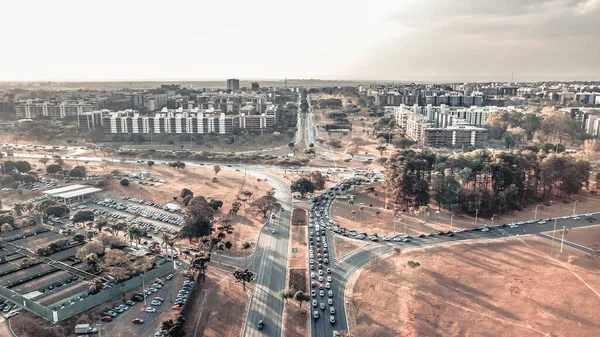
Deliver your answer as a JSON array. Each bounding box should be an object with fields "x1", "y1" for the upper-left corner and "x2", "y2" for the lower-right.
[
  {"x1": 106, "y1": 310, "x2": 117, "y2": 317},
  {"x1": 325, "y1": 282, "x2": 331, "y2": 289},
  {"x1": 312, "y1": 300, "x2": 318, "y2": 307},
  {"x1": 572, "y1": 216, "x2": 581, "y2": 220},
  {"x1": 320, "y1": 303, "x2": 325, "y2": 310},
  {"x1": 509, "y1": 224, "x2": 518, "y2": 228},
  {"x1": 125, "y1": 300, "x2": 136, "y2": 306},
  {"x1": 319, "y1": 290, "x2": 325, "y2": 297},
  {"x1": 100, "y1": 316, "x2": 113, "y2": 322},
  {"x1": 313, "y1": 311, "x2": 320, "y2": 319},
  {"x1": 481, "y1": 227, "x2": 490, "y2": 232},
  {"x1": 318, "y1": 276, "x2": 324, "y2": 282},
  {"x1": 271, "y1": 229, "x2": 276, "y2": 234},
  {"x1": 318, "y1": 270, "x2": 323, "y2": 275},
  {"x1": 154, "y1": 297, "x2": 164, "y2": 302},
  {"x1": 257, "y1": 320, "x2": 264, "y2": 330},
  {"x1": 327, "y1": 268, "x2": 331, "y2": 274},
  {"x1": 172, "y1": 305, "x2": 182, "y2": 311},
  {"x1": 145, "y1": 307, "x2": 157, "y2": 313},
  {"x1": 326, "y1": 276, "x2": 332, "y2": 282},
  {"x1": 310, "y1": 272, "x2": 315, "y2": 279},
  {"x1": 132, "y1": 318, "x2": 144, "y2": 324},
  {"x1": 151, "y1": 300, "x2": 162, "y2": 306},
  {"x1": 329, "y1": 315, "x2": 336, "y2": 323},
  {"x1": 311, "y1": 290, "x2": 316, "y2": 297},
  {"x1": 330, "y1": 306, "x2": 336, "y2": 314},
  {"x1": 538, "y1": 220, "x2": 547, "y2": 224},
  {"x1": 319, "y1": 284, "x2": 324, "y2": 290},
  {"x1": 418, "y1": 233, "x2": 426, "y2": 238},
  {"x1": 166, "y1": 274, "x2": 174, "y2": 281},
  {"x1": 447, "y1": 232, "x2": 455, "y2": 237},
  {"x1": 327, "y1": 298, "x2": 333, "y2": 305},
  {"x1": 328, "y1": 290, "x2": 333, "y2": 298},
  {"x1": 119, "y1": 304, "x2": 130, "y2": 310}
]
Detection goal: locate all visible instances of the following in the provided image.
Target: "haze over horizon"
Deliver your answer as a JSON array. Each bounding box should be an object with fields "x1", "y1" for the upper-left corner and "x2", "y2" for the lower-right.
[{"x1": 1, "y1": 0, "x2": 599, "y2": 82}]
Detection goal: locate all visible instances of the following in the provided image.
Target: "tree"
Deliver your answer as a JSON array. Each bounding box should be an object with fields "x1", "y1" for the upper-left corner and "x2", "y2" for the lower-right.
[
  {"x1": 250, "y1": 195, "x2": 278, "y2": 218},
  {"x1": 120, "y1": 179, "x2": 130, "y2": 186},
  {"x1": 191, "y1": 251, "x2": 211, "y2": 282},
  {"x1": 39, "y1": 158, "x2": 49, "y2": 167},
  {"x1": 294, "y1": 290, "x2": 310, "y2": 308},
  {"x1": 95, "y1": 219, "x2": 108, "y2": 234},
  {"x1": 213, "y1": 164, "x2": 221, "y2": 176},
  {"x1": 291, "y1": 178, "x2": 315, "y2": 197},
  {"x1": 46, "y1": 164, "x2": 62, "y2": 174},
  {"x1": 229, "y1": 201, "x2": 242, "y2": 216},
  {"x1": 304, "y1": 148, "x2": 316, "y2": 157},
  {"x1": 233, "y1": 268, "x2": 254, "y2": 291},
  {"x1": 76, "y1": 241, "x2": 105, "y2": 259},
  {"x1": 73, "y1": 234, "x2": 86, "y2": 243},
  {"x1": 13, "y1": 203, "x2": 24, "y2": 216},
  {"x1": 1, "y1": 223, "x2": 13, "y2": 233},
  {"x1": 209, "y1": 199, "x2": 223, "y2": 210},
  {"x1": 280, "y1": 288, "x2": 296, "y2": 303},
  {"x1": 181, "y1": 196, "x2": 215, "y2": 242},
  {"x1": 375, "y1": 145, "x2": 387, "y2": 156},
  {"x1": 308, "y1": 171, "x2": 326, "y2": 190},
  {"x1": 69, "y1": 165, "x2": 87, "y2": 177},
  {"x1": 72, "y1": 210, "x2": 94, "y2": 223},
  {"x1": 147, "y1": 161, "x2": 155, "y2": 169},
  {"x1": 14, "y1": 161, "x2": 32, "y2": 173},
  {"x1": 180, "y1": 188, "x2": 194, "y2": 199}
]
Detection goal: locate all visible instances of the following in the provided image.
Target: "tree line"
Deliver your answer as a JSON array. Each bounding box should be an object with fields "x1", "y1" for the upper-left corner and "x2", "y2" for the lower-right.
[{"x1": 385, "y1": 149, "x2": 592, "y2": 217}]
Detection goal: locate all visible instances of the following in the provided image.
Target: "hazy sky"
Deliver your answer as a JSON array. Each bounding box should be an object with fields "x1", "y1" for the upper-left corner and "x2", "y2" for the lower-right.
[{"x1": 1, "y1": 0, "x2": 599, "y2": 81}]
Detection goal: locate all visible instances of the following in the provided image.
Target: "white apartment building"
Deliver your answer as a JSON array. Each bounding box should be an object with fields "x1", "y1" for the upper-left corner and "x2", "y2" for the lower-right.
[{"x1": 15, "y1": 99, "x2": 96, "y2": 119}]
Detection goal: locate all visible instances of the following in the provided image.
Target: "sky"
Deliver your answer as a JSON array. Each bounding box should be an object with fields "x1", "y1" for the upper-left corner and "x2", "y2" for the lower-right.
[{"x1": 1, "y1": 0, "x2": 599, "y2": 82}]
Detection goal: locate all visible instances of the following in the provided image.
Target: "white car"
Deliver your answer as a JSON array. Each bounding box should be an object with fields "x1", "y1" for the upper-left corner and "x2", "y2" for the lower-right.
[
  {"x1": 145, "y1": 307, "x2": 157, "y2": 313},
  {"x1": 151, "y1": 300, "x2": 162, "y2": 306},
  {"x1": 318, "y1": 270, "x2": 323, "y2": 276},
  {"x1": 481, "y1": 227, "x2": 490, "y2": 232},
  {"x1": 509, "y1": 224, "x2": 518, "y2": 228},
  {"x1": 310, "y1": 272, "x2": 315, "y2": 279},
  {"x1": 538, "y1": 220, "x2": 547, "y2": 224},
  {"x1": 326, "y1": 276, "x2": 332, "y2": 282},
  {"x1": 319, "y1": 290, "x2": 325, "y2": 297}
]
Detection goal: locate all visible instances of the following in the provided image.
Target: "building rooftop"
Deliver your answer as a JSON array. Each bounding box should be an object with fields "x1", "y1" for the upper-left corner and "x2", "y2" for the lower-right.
[{"x1": 43, "y1": 184, "x2": 102, "y2": 199}]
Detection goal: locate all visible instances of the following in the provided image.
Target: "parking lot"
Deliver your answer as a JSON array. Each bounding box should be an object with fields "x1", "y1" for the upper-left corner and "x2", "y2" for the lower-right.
[{"x1": 99, "y1": 267, "x2": 191, "y2": 337}]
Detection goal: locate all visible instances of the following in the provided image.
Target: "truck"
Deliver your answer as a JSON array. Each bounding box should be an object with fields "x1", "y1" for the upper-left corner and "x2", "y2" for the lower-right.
[{"x1": 75, "y1": 324, "x2": 98, "y2": 334}]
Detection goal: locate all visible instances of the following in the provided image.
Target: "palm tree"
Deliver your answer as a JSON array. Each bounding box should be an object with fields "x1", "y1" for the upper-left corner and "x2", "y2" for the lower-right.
[
  {"x1": 161, "y1": 233, "x2": 172, "y2": 259},
  {"x1": 13, "y1": 204, "x2": 24, "y2": 216},
  {"x1": 95, "y1": 219, "x2": 108, "y2": 234},
  {"x1": 150, "y1": 240, "x2": 160, "y2": 253},
  {"x1": 25, "y1": 203, "x2": 35, "y2": 215}
]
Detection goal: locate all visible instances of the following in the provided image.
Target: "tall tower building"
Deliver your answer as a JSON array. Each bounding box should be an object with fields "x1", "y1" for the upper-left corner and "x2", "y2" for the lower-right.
[{"x1": 227, "y1": 79, "x2": 240, "y2": 91}]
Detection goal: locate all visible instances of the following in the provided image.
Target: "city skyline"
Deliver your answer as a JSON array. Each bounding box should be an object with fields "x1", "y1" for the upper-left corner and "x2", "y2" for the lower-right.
[{"x1": 0, "y1": 0, "x2": 599, "y2": 82}]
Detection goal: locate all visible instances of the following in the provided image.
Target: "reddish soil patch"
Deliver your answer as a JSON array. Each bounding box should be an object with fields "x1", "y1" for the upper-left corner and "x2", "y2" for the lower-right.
[
  {"x1": 288, "y1": 222, "x2": 308, "y2": 269},
  {"x1": 347, "y1": 236, "x2": 600, "y2": 337},
  {"x1": 288, "y1": 268, "x2": 307, "y2": 293},
  {"x1": 560, "y1": 224, "x2": 600, "y2": 250},
  {"x1": 292, "y1": 208, "x2": 307, "y2": 226}
]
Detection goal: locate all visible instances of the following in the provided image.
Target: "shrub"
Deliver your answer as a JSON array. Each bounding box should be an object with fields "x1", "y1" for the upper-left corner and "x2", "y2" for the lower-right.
[{"x1": 120, "y1": 179, "x2": 130, "y2": 186}]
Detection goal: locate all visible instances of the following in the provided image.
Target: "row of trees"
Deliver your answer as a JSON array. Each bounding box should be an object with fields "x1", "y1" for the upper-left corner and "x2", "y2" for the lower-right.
[{"x1": 386, "y1": 149, "x2": 592, "y2": 216}]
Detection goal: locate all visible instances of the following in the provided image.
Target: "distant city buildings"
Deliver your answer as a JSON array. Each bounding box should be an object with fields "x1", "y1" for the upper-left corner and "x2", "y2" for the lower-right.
[
  {"x1": 98, "y1": 106, "x2": 277, "y2": 135},
  {"x1": 227, "y1": 78, "x2": 240, "y2": 92},
  {"x1": 14, "y1": 99, "x2": 96, "y2": 119}
]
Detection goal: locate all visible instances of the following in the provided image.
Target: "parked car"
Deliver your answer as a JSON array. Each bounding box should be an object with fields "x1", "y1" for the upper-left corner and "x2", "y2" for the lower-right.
[{"x1": 132, "y1": 318, "x2": 144, "y2": 324}]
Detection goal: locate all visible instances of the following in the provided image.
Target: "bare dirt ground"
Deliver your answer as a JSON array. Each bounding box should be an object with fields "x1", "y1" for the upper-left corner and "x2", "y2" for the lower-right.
[
  {"x1": 333, "y1": 235, "x2": 366, "y2": 258},
  {"x1": 284, "y1": 207, "x2": 309, "y2": 337},
  {"x1": 347, "y1": 236, "x2": 600, "y2": 337},
  {"x1": 558, "y1": 224, "x2": 600, "y2": 250},
  {"x1": 184, "y1": 267, "x2": 250, "y2": 337}
]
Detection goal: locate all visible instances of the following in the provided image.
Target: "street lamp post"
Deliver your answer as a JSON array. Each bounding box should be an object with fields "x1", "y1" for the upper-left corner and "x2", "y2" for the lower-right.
[
  {"x1": 560, "y1": 226, "x2": 566, "y2": 253},
  {"x1": 96, "y1": 324, "x2": 102, "y2": 337},
  {"x1": 573, "y1": 200, "x2": 579, "y2": 215},
  {"x1": 534, "y1": 204, "x2": 541, "y2": 220},
  {"x1": 404, "y1": 219, "x2": 407, "y2": 235},
  {"x1": 450, "y1": 213, "x2": 455, "y2": 232},
  {"x1": 491, "y1": 214, "x2": 497, "y2": 227},
  {"x1": 475, "y1": 209, "x2": 479, "y2": 225},
  {"x1": 141, "y1": 273, "x2": 147, "y2": 307}
]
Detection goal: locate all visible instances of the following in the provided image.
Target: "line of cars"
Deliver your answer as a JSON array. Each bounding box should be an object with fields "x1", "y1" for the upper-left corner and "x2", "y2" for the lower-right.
[
  {"x1": 92, "y1": 198, "x2": 183, "y2": 226},
  {"x1": 0, "y1": 299, "x2": 21, "y2": 318},
  {"x1": 309, "y1": 197, "x2": 337, "y2": 325},
  {"x1": 122, "y1": 196, "x2": 185, "y2": 215}
]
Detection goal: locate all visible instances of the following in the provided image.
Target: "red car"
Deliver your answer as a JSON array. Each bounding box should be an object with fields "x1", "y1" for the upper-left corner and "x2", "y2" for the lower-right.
[
  {"x1": 132, "y1": 318, "x2": 144, "y2": 324},
  {"x1": 316, "y1": 243, "x2": 320, "y2": 247},
  {"x1": 319, "y1": 284, "x2": 324, "y2": 290},
  {"x1": 311, "y1": 281, "x2": 316, "y2": 288},
  {"x1": 154, "y1": 297, "x2": 164, "y2": 302},
  {"x1": 172, "y1": 305, "x2": 182, "y2": 311},
  {"x1": 100, "y1": 316, "x2": 112, "y2": 322}
]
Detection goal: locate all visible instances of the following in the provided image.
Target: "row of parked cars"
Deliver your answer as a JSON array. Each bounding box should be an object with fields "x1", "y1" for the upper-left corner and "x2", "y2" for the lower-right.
[
  {"x1": 93, "y1": 198, "x2": 183, "y2": 226},
  {"x1": 152, "y1": 278, "x2": 194, "y2": 337},
  {"x1": 123, "y1": 196, "x2": 185, "y2": 214}
]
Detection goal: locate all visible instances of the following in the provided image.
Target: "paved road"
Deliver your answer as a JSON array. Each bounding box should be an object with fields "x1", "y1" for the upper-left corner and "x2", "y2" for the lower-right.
[{"x1": 240, "y1": 171, "x2": 291, "y2": 337}]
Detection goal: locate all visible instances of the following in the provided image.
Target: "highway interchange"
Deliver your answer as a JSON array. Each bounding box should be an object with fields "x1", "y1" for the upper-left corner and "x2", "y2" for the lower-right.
[{"x1": 4, "y1": 100, "x2": 600, "y2": 337}]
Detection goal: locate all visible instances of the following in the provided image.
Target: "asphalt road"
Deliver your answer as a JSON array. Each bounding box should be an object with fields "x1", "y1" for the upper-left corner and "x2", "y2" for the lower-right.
[{"x1": 240, "y1": 171, "x2": 292, "y2": 337}]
